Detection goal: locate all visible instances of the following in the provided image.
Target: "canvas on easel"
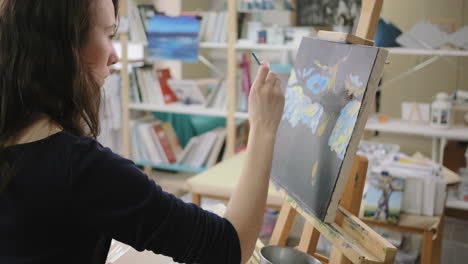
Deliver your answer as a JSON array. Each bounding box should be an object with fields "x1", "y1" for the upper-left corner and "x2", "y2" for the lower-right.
[{"x1": 271, "y1": 36, "x2": 388, "y2": 223}]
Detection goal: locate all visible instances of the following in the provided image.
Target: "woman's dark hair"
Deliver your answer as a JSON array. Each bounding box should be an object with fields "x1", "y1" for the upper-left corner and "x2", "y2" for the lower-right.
[{"x1": 0, "y1": 0, "x2": 119, "y2": 191}]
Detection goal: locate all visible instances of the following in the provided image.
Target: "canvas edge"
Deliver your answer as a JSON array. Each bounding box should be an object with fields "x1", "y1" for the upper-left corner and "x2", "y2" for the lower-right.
[{"x1": 323, "y1": 47, "x2": 389, "y2": 223}]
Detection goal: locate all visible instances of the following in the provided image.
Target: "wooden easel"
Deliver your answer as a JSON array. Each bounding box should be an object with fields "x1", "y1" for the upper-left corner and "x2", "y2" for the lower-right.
[
  {"x1": 261, "y1": 1, "x2": 397, "y2": 263},
  {"x1": 267, "y1": 156, "x2": 396, "y2": 264}
]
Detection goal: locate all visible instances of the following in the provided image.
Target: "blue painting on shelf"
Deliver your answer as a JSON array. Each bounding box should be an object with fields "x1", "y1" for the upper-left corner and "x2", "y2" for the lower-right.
[{"x1": 147, "y1": 15, "x2": 201, "y2": 62}]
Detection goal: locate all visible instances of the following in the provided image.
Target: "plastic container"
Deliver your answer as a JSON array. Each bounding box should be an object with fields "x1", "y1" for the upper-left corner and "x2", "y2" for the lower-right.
[{"x1": 430, "y1": 92, "x2": 452, "y2": 128}]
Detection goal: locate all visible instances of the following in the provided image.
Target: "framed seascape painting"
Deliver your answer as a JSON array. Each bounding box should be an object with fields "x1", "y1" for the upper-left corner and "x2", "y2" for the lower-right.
[{"x1": 271, "y1": 37, "x2": 388, "y2": 223}]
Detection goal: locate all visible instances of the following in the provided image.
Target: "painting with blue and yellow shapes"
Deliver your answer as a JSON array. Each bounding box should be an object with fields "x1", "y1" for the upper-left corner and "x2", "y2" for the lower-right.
[
  {"x1": 147, "y1": 15, "x2": 201, "y2": 62},
  {"x1": 271, "y1": 37, "x2": 386, "y2": 222}
]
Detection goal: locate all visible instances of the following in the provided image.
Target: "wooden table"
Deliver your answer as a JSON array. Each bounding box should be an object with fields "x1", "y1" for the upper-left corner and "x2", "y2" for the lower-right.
[
  {"x1": 363, "y1": 213, "x2": 443, "y2": 264},
  {"x1": 186, "y1": 151, "x2": 283, "y2": 211}
]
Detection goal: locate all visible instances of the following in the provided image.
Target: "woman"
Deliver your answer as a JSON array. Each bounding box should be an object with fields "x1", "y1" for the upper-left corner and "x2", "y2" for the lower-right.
[{"x1": 0, "y1": 0, "x2": 285, "y2": 263}]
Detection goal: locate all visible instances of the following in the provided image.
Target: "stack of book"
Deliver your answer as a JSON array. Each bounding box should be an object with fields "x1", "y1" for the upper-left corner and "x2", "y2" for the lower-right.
[
  {"x1": 131, "y1": 117, "x2": 227, "y2": 169},
  {"x1": 198, "y1": 11, "x2": 229, "y2": 43},
  {"x1": 178, "y1": 127, "x2": 227, "y2": 169},
  {"x1": 127, "y1": 1, "x2": 160, "y2": 44},
  {"x1": 130, "y1": 117, "x2": 183, "y2": 165},
  {"x1": 130, "y1": 67, "x2": 178, "y2": 105},
  {"x1": 130, "y1": 66, "x2": 250, "y2": 113}
]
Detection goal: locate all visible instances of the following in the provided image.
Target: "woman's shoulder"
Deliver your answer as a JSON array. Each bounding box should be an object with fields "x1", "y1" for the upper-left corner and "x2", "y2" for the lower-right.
[
  {"x1": 55, "y1": 131, "x2": 107, "y2": 152},
  {"x1": 36, "y1": 130, "x2": 119, "y2": 165},
  {"x1": 63, "y1": 131, "x2": 130, "y2": 172}
]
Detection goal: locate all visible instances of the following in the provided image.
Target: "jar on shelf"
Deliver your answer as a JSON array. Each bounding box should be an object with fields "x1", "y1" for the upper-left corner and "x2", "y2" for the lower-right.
[{"x1": 430, "y1": 92, "x2": 452, "y2": 128}]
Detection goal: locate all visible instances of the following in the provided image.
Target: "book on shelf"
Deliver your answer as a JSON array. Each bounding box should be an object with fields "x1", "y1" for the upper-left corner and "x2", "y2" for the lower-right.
[
  {"x1": 168, "y1": 79, "x2": 207, "y2": 105},
  {"x1": 198, "y1": 11, "x2": 228, "y2": 43},
  {"x1": 131, "y1": 117, "x2": 227, "y2": 169},
  {"x1": 152, "y1": 123, "x2": 177, "y2": 163},
  {"x1": 206, "y1": 128, "x2": 227, "y2": 168},
  {"x1": 131, "y1": 117, "x2": 181, "y2": 165},
  {"x1": 156, "y1": 68, "x2": 179, "y2": 104},
  {"x1": 177, "y1": 128, "x2": 226, "y2": 169},
  {"x1": 161, "y1": 122, "x2": 183, "y2": 159},
  {"x1": 130, "y1": 66, "x2": 174, "y2": 105},
  {"x1": 128, "y1": 0, "x2": 147, "y2": 44},
  {"x1": 126, "y1": 0, "x2": 161, "y2": 44},
  {"x1": 130, "y1": 65, "x2": 250, "y2": 114}
]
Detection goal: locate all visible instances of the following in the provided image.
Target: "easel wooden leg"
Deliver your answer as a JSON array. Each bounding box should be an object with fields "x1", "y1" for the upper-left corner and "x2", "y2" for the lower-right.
[
  {"x1": 269, "y1": 203, "x2": 296, "y2": 246},
  {"x1": 296, "y1": 222, "x2": 321, "y2": 255}
]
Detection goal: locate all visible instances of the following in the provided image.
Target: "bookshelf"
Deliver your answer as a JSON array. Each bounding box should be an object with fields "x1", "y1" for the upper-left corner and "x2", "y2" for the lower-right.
[{"x1": 117, "y1": 0, "x2": 245, "y2": 173}]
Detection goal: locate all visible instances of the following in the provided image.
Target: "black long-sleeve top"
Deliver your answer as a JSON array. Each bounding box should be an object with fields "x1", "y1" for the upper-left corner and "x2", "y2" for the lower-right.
[{"x1": 0, "y1": 131, "x2": 241, "y2": 264}]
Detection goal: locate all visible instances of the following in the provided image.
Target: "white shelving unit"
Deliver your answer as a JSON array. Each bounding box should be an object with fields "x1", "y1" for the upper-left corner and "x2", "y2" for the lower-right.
[
  {"x1": 200, "y1": 41, "x2": 297, "y2": 51},
  {"x1": 366, "y1": 45, "x2": 468, "y2": 163},
  {"x1": 385, "y1": 47, "x2": 468, "y2": 57},
  {"x1": 365, "y1": 117, "x2": 468, "y2": 141}
]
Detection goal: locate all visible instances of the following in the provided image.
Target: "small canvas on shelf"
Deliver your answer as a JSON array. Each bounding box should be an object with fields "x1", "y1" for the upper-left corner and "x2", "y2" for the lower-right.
[
  {"x1": 147, "y1": 15, "x2": 201, "y2": 62},
  {"x1": 361, "y1": 175, "x2": 405, "y2": 225}
]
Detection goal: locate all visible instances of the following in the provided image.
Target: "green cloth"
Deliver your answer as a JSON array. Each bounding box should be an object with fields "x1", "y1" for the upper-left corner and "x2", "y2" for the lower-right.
[{"x1": 153, "y1": 113, "x2": 225, "y2": 147}]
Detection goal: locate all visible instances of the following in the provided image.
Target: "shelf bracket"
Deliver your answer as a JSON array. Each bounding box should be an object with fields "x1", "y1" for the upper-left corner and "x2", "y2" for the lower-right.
[
  {"x1": 380, "y1": 55, "x2": 440, "y2": 90},
  {"x1": 198, "y1": 55, "x2": 226, "y2": 79}
]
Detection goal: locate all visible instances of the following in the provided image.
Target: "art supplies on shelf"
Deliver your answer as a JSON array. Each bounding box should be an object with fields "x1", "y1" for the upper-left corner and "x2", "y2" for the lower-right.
[
  {"x1": 130, "y1": 116, "x2": 227, "y2": 171},
  {"x1": 430, "y1": 92, "x2": 452, "y2": 129},
  {"x1": 357, "y1": 140, "x2": 400, "y2": 167},
  {"x1": 368, "y1": 152, "x2": 447, "y2": 217},
  {"x1": 401, "y1": 102, "x2": 430, "y2": 124}
]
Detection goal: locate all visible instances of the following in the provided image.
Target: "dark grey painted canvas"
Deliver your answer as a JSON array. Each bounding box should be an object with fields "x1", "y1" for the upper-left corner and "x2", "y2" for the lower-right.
[{"x1": 271, "y1": 37, "x2": 381, "y2": 222}]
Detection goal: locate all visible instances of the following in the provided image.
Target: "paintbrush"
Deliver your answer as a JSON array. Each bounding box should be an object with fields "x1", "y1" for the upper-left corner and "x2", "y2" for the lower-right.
[{"x1": 251, "y1": 52, "x2": 261, "y2": 66}]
